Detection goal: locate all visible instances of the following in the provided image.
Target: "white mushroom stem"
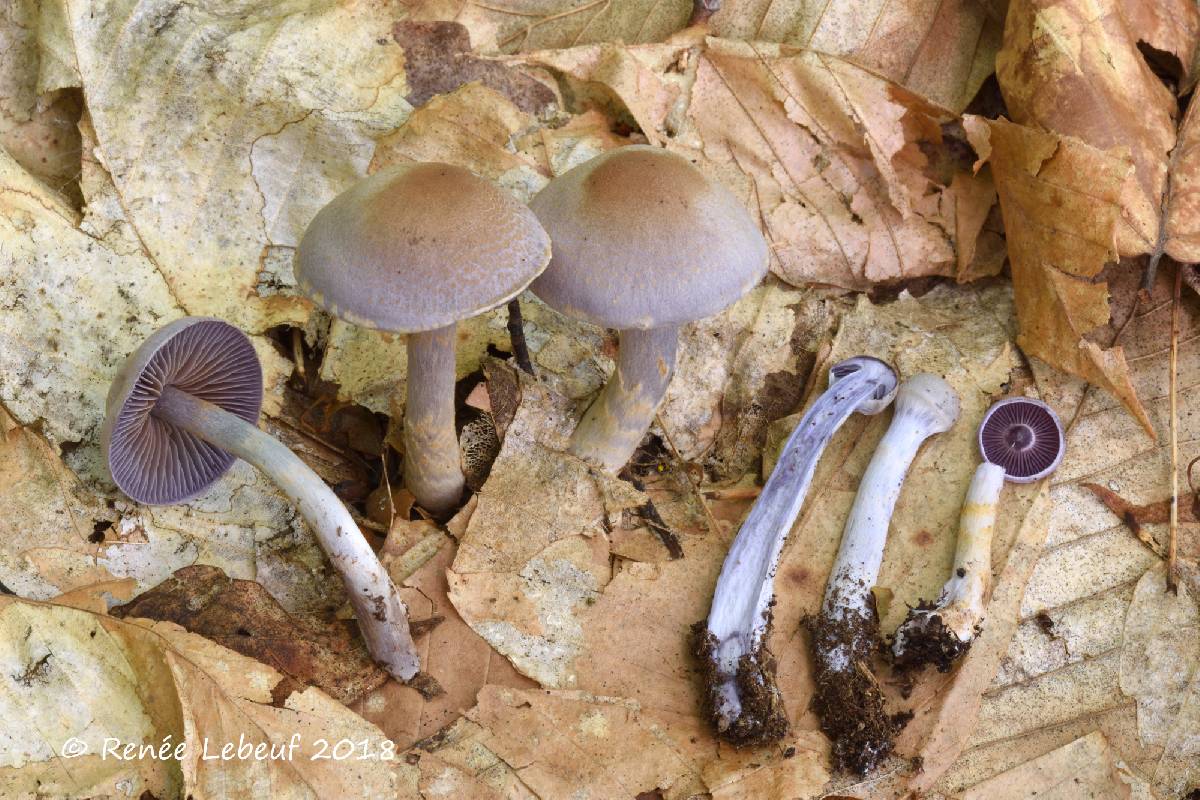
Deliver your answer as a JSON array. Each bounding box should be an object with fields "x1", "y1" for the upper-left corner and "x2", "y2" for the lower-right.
[
  {"x1": 891, "y1": 461, "x2": 1004, "y2": 662},
  {"x1": 811, "y1": 374, "x2": 958, "y2": 773},
  {"x1": 700, "y1": 356, "x2": 897, "y2": 744},
  {"x1": 819, "y1": 375, "x2": 960, "y2": 628},
  {"x1": 569, "y1": 325, "x2": 678, "y2": 473},
  {"x1": 154, "y1": 385, "x2": 421, "y2": 682},
  {"x1": 404, "y1": 323, "x2": 464, "y2": 514}
]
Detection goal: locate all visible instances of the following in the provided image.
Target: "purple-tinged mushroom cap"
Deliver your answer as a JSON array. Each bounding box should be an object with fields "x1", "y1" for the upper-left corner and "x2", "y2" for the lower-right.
[
  {"x1": 295, "y1": 162, "x2": 551, "y2": 333},
  {"x1": 978, "y1": 397, "x2": 1065, "y2": 483},
  {"x1": 101, "y1": 317, "x2": 263, "y2": 505}
]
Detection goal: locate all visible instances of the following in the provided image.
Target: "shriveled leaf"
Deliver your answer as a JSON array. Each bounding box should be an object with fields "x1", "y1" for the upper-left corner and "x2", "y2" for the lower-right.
[{"x1": 964, "y1": 115, "x2": 1155, "y2": 438}]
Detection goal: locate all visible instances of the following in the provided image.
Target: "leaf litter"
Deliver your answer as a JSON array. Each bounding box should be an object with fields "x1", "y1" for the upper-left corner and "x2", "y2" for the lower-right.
[{"x1": 1, "y1": 0, "x2": 1200, "y2": 797}]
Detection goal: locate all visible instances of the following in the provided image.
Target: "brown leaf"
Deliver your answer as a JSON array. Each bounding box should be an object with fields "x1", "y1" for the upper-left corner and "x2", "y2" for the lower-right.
[
  {"x1": 960, "y1": 732, "x2": 1134, "y2": 799},
  {"x1": 996, "y1": 0, "x2": 1196, "y2": 255},
  {"x1": 679, "y1": 40, "x2": 996, "y2": 290},
  {"x1": 709, "y1": 0, "x2": 1005, "y2": 112},
  {"x1": 964, "y1": 116, "x2": 1156, "y2": 438},
  {"x1": 393, "y1": 21, "x2": 556, "y2": 114},
  {"x1": 1166, "y1": 96, "x2": 1200, "y2": 263},
  {"x1": 111, "y1": 565, "x2": 391, "y2": 705}
]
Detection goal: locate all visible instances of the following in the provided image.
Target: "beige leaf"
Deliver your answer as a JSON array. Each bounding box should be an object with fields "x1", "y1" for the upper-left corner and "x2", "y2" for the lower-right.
[
  {"x1": 709, "y1": 0, "x2": 1004, "y2": 113},
  {"x1": 63, "y1": 0, "x2": 411, "y2": 331},
  {"x1": 404, "y1": 0, "x2": 691, "y2": 54},
  {"x1": 678, "y1": 40, "x2": 994, "y2": 290},
  {"x1": 0, "y1": 597, "x2": 405, "y2": 799},
  {"x1": 960, "y1": 732, "x2": 1133, "y2": 800}
]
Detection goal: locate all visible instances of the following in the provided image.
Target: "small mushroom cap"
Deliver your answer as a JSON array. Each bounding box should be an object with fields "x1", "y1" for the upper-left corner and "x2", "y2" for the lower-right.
[
  {"x1": 978, "y1": 397, "x2": 1065, "y2": 483},
  {"x1": 528, "y1": 145, "x2": 769, "y2": 330},
  {"x1": 892, "y1": 373, "x2": 960, "y2": 434},
  {"x1": 828, "y1": 356, "x2": 898, "y2": 415},
  {"x1": 296, "y1": 162, "x2": 551, "y2": 333},
  {"x1": 101, "y1": 317, "x2": 263, "y2": 505}
]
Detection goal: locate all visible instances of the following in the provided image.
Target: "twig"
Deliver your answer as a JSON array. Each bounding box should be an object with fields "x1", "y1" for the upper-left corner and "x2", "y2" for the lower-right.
[
  {"x1": 621, "y1": 472, "x2": 684, "y2": 560},
  {"x1": 291, "y1": 327, "x2": 306, "y2": 379},
  {"x1": 1168, "y1": 261, "x2": 1183, "y2": 593},
  {"x1": 655, "y1": 413, "x2": 721, "y2": 537},
  {"x1": 506, "y1": 298, "x2": 535, "y2": 376}
]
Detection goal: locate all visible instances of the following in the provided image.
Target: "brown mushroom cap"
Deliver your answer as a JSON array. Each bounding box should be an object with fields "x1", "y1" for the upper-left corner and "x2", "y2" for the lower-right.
[
  {"x1": 102, "y1": 317, "x2": 263, "y2": 505},
  {"x1": 529, "y1": 145, "x2": 769, "y2": 330},
  {"x1": 296, "y1": 162, "x2": 551, "y2": 333}
]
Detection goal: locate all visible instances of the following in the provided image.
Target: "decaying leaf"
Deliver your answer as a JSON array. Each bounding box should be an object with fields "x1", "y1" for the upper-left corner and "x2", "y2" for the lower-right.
[
  {"x1": 996, "y1": 0, "x2": 1196, "y2": 255},
  {"x1": 110, "y1": 565, "x2": 392, "y2": 706}
]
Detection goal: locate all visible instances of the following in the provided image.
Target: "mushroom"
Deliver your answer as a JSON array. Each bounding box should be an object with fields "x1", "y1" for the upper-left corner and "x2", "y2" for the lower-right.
[
  {"x1": 809, "y1": 373, "x2": 959, "y2": 775},
  {"x1": 528, "y1": 145, "x2": 768, "y2": 473},
  {"x1": 102, "y1": 317, "x2": 421, "y2": 682},
  {"x1": 891, "y1": 397, "x2": 1064, "y2": 671},
  {"x1": 296, "y1": 163, "x2": 551, "y2": 513},
  {"x1": 698, "y1": 356, "x2": 898, "y2": 746}
]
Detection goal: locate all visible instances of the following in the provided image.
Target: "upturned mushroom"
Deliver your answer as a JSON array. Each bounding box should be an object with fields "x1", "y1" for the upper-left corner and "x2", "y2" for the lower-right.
[
  {"x1": 102, "y1": 317, "x2": 421, "y2": 682},
  {"x1": 296, "y1": 163, "x2": 551, "y2": 514},
  {"x1": 809, "y1": 373, "x2": 959, "y2": 775},
  {"x1": 528, "y1": 145, "x2": 769, "y2": 473},
  {"x1": 698, "y1": 356, "x2": 898, "y2": 746},
  {"x1": 892, "y1": 397, "x2": 1064, "y2": 671}
]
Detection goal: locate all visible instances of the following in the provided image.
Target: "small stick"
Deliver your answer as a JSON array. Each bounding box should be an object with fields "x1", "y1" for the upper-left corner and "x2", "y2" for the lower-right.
[
  {"x1": 656, "y1": 413, "x2": 722, "y2": 538},
  {"x1": 292, "y1": 327, "x2": 306, "y2": 379},
  {"x1": 1168, "y1": 262, "x2": 1183, "y2": 593},
  {"x1": 506, "y1": 298, "x2": 535, "y2": 376}
]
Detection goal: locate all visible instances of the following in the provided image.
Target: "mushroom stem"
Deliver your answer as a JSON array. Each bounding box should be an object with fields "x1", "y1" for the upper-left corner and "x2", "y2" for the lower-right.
[
  {"x1": 153, "y1": 385, "x2": 421, "y2": 682},
  {"x1": 891, "y1": 461, "x2": 1004, "y2": 669},
  {"x1": 698, "y1": 356, "x2": 897, "y2": 746},
  {"x1": 569, "y1": 325, "x2": 679, "y2": 473},
  {"x1": 404, "y1": 324, "x2": 464, "y2": 514},
  {"x1": 810, "y1": 374, "x2": 958, "y2": 775}
]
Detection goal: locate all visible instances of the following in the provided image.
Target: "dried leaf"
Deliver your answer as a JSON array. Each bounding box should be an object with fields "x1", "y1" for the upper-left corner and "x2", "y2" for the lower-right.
[
  {"x1": 111, "y1": 565, "x2": 391, "y2": 706},
  {"x1": 964, "y1": 115, "x2": 1155, "y2": 438},
  {"x1": 995, "y1": 0, "x2": 1196, "y2": 255},
  {"x1": 0, "y1": 596, "x2": 405, "y2": 798},
  {"x1": 63, "y1": 0, "x2": 411, "y2": 331},
  {"x1": 960, "y1": 732, "x2": 1133, "y2": 800},
  {"x1": 709, "y1": 0, "x2": 1005, "y2": 112}
]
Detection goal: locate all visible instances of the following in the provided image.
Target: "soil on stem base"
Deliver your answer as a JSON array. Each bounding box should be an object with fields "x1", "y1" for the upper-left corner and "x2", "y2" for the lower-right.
[
  {"x1": 807, "y1": 595, "x2": 899, "y2": 775},
  {"x1": 891, "y1": 601, "x2": 974, "y2": 674},
  {"x1": 692, "y1": 619, "x2": 789, "y2": 746}
]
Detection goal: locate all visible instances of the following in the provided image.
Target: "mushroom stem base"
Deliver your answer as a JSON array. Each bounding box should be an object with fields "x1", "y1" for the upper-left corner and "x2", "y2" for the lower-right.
[
  {"x1": 153, "y1": 386, "x2": 421, "y2": 682},
  {"x1": 404, "y1": 324, "x2": 465, "y2": 515},
  {"x1": 569, "y1": 325, "x2": 678, "y2": 473}
]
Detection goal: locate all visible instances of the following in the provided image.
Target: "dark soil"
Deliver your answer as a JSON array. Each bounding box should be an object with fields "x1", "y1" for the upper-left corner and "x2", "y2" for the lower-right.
[
  {"x1": 692, "y1": 621, "x2": 789, "y2": 746},
  {"x1": 807, "y1": 596, "x2": 899, "y2": 775},
  {"x1": 891, "y1": 601, "x2": 974, "y2": 674}
]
